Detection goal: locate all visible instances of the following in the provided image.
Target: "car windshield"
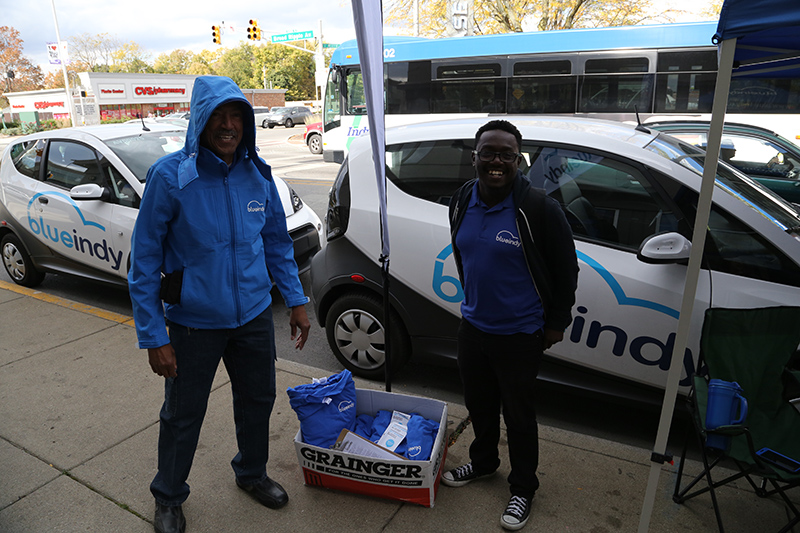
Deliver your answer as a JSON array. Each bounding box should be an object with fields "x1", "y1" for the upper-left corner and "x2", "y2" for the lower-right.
[
  {"x1": 646, "y1": 133, "x2": 800, "y2": 235},
  {"x1": 105, "y1": 130, "x2": 186, "y2": 182},
  {"x1": 271, "y1": 107, "x2": 287, "y2": 114}
]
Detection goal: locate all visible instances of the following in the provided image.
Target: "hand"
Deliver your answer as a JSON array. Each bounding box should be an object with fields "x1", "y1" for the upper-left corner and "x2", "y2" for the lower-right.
[
  {"x1": 543, "y1": 329, "x2": 564, "y2": 350},
  {"x1": 289, "y1": 305, "x2": 311, "y2": 350},
  {"x1": 148, "y1": 344, "x2": 177, "y2": 378}
]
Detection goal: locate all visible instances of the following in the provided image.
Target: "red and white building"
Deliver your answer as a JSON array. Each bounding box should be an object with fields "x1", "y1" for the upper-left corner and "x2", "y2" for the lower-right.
[{"x1": 4, "y1": 72, "x2": 286, "y2": 125}]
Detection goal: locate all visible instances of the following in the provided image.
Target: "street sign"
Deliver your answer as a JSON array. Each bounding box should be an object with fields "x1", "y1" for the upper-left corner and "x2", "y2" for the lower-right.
[
  {"x1": 322, "y1": 43, "x2": 339, "y2": 49},
  {"x1": 271, "y1": 31, "x2": 314, "y2": 43}
]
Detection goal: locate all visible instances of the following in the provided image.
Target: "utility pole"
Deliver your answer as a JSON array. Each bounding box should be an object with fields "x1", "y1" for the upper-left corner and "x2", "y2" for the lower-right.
[{"x1": 50, "y1": 0, "x2": 76, "y2": 127}]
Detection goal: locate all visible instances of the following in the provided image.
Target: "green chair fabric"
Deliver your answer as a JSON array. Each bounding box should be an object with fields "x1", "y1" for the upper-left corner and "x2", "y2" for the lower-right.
[{"x1": 674, "y1": 306, "x2": 800, "y2": 532}]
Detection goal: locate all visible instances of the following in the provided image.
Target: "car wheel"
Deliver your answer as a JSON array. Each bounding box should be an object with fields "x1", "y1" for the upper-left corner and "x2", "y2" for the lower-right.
[
  {"x1": 308, "y1": 133, "x2": 322, "y2": 154},
  {"x1": 262, "y1": 120, "x2": 269, "y2": 129},
  {"x1": 268, "y1": 124, "x2": 275, "y2": 129},
  {"x1": 2, "y1": 234, "x2": 45, "y2": 288},
  {"x1": 285, "y1": 118, "x2": 294, "y2": 128},
  {"x1": 325, "y1": 292, "x2": 411, "y2": 381}
]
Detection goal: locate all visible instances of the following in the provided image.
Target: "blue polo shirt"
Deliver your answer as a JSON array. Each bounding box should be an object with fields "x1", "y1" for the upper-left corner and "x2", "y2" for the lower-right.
[{"x1": 455, "y1": 182, "x2": 544, "y2": 335}]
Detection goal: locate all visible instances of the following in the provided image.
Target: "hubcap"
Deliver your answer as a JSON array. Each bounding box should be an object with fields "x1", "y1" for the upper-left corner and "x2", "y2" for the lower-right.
[
  {"x1": 2, "y1": 242, "x2": 26, "y2": 281},
  {"x1": 333, "y1": 309, "x2": 385, "y2": 370}
]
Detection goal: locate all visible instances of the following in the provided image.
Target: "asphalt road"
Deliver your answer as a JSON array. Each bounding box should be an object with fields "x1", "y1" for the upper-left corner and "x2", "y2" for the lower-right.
[{"x1": 0, "y1": 125, "x2": 687, "y2": 453}]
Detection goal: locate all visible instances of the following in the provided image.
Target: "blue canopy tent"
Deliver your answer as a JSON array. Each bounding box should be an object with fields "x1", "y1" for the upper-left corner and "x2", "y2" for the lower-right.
[{"x1": 638, "y1": 1, "x2": 800, "y2": 531}]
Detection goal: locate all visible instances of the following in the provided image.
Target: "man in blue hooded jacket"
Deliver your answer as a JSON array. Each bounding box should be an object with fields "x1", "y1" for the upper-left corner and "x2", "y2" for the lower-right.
[{"x1": 129, "y1": 76, "x2": 311, "y2": 533}]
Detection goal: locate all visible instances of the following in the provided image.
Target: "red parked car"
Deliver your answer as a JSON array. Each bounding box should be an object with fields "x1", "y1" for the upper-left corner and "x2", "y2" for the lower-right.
[{"x1": 304, "y1": 122, "x2": 322, "y2": 155}]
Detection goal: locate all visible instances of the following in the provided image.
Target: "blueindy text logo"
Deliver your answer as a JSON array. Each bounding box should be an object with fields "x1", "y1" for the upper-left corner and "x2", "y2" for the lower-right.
[
  {"x1": 433, "y1": 245, "x2": 697, "y2": 385},
  {"x1": 26, "y1": 192, "x2": 124, "y2": 271}
]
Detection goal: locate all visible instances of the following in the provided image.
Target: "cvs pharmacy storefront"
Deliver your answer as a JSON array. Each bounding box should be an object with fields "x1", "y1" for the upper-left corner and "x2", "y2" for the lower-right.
[{"x1": 84, "y1": 72, "x2": 198, "y2": 120}]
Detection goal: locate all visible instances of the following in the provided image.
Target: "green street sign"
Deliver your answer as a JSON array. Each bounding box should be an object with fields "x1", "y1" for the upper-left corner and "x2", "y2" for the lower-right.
[
  {"x1": 271, "y1": 31, "x2": 314, "y2": 43},
  {"x1": 322, "y1": 43, "x2": 338, "y2": 49}
]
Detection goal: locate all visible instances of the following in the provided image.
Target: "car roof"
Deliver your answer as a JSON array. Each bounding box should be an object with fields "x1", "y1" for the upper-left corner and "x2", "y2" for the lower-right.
[
  {"x1": 19, "y1": 123, "x2": 186, "y2": 143},
  {"x1": 370, "y1": 115, "x2": 664, "y2": 168}
]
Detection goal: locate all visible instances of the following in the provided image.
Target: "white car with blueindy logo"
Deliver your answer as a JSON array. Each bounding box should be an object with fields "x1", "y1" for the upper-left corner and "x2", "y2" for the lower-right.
[
  {"x1": 0, "y1": 123, "x2": 323, "y2": 288},
  {"x1": 310, "y1": 116, "x2": 800, "y2": 400}
]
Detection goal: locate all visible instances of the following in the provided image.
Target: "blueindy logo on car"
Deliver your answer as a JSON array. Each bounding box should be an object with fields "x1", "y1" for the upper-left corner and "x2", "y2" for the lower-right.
[
  {"x1": 26, "y1": 192, "x2": 125, "y2": 271},
  {"x1": 433, "y1": 245, "x2": 697, "y2": 385}
]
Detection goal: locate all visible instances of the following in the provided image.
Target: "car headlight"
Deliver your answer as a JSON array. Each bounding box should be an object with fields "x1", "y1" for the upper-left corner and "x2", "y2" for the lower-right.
[{"x1": 289, "y1": 186, "x2": 303, "y2": 213}]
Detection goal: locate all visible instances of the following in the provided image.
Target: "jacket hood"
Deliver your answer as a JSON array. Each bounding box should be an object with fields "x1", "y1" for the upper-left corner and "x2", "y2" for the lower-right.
[{"x1": 178, "y1": 76, "x2": 261, "y2": 188}]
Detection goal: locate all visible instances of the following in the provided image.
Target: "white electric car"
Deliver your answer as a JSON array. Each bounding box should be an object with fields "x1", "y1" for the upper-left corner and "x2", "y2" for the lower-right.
[
  {"x1": 0, "y1": 123, "x2": 323, "y2": 288},
  {"x1": 310, "y1": 116, "x2": 800, "y2": 400}
]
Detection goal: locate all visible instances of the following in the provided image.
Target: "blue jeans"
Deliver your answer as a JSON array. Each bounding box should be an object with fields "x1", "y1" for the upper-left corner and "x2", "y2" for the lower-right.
[
  {"x1": 457, "y1": 319, "x2": 543, "y2": 499},
  {"x1": 150, "y1": 307, "x2": 276, "y2": 506}
]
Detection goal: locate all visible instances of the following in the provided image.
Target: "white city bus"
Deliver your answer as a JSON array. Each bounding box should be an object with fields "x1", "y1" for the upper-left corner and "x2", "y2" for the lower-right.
[{"x1": 321, "y1": 21, "x2": 800, "y2": 163}]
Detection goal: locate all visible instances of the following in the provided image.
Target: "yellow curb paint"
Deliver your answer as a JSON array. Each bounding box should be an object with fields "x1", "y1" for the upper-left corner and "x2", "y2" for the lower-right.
[{"x1": 0, "y1": 280, "x2": 134, "y2": 327}]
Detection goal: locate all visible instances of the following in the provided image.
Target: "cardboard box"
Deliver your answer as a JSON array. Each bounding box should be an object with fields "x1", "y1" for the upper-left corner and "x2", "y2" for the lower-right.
[{"x1": 293, "y1": 388, "x2": 448, "y2": 507}]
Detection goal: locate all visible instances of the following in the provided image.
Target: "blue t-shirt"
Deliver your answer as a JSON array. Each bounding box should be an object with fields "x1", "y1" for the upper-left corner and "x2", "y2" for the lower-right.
[{"x1": 455, "y1": 183, "x2": 544, "y2": 335}]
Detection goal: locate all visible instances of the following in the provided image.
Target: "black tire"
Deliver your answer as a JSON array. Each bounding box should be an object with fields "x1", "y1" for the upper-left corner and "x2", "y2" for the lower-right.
[
  {"x1": 285, "y1": 118, "x2": 294, "y2": 128},
  {"x1": 308, "y1": 133, "x2": 322, "y2": 154},
  {"x1": 268, "y1": 124, "x2": 275, "y2": 129},
  {"x1": 325, "y1": 292, "x2": 411, "y2": 381},
  {"x1": 262, "y1": 120, "x2": 269, "y2": 129},
  {"x1": 1, "y1": 234, "x2": 45, "y2": 288}
]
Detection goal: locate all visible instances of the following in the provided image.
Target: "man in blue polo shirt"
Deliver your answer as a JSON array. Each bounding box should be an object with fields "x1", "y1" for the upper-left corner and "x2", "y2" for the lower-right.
[{"x1": 445, "y1": 120, "x2": 578, "y2": 531}]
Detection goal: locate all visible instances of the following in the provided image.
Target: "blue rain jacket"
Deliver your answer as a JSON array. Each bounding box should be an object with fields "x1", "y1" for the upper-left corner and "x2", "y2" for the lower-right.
[{"x1": 129, "y1": 76, "x2": 308, "y2": 348}]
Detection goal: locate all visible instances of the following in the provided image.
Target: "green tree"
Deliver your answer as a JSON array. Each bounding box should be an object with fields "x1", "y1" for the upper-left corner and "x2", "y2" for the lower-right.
[
  {"x1": 0, "y1": 26, "x2": 44, "y2": 107},
  {"x1": 186, "y1": 49, "x2": 220, "y2": 76},
  {"x1": 153, "y1": 49, "x2": 196, "y2": 74},
  {"x1": 216, "y1": 43, "x2": 257, "y2": 88},
  {"x1": 253, "y1": 42, "x2": 315, "y2": 100}
]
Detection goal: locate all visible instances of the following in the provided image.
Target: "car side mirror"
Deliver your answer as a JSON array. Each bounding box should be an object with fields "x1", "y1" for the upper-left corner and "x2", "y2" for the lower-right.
[
  {"x1": 70, "y1": 183, "x2": 111, "y2": 202},
  {"x1": 637, "y1": 232, "x2": 691, "y2": 264}
]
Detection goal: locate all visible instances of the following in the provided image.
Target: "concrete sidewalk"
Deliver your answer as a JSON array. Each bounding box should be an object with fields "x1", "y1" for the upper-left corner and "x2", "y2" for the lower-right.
[{"x1": 0, "y1": 282, "x2": 795, "y2": 532}]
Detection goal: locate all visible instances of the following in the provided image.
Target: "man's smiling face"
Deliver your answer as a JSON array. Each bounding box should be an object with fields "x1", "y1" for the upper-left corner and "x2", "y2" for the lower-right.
[
  {"x1": 201, "y1": 102, "x2": 244, "y2": 165},
  {"x1": 473, "y1": 129, "x2": 521, "y2": 206}
]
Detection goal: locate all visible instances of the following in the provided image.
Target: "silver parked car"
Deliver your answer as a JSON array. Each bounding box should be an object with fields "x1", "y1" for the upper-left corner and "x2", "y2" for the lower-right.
[
  {"x1": 264, "y1": 106, "x2": 313, "y2": 129},
  {"x1": 0, "y1": 123, "x2": 323, "y2": 288}
]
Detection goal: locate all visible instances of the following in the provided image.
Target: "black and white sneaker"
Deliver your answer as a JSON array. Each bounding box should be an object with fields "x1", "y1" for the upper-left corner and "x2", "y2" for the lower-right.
[
  {"x1": 501, "y1": 495, "x2": 531, "y2": 531},
  {"x1": 441, "y1": 463, "x2": 492, "y2": 487}
]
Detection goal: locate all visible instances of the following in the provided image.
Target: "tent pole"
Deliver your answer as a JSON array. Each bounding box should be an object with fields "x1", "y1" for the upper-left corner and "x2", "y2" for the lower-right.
[{"x1": 637, "y1": 37, "x2": 737, "y2": 533}]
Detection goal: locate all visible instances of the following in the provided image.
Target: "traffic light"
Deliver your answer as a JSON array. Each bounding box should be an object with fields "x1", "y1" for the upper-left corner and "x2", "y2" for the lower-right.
[
  {"x1": 247, "y1": 19, "x2": 261, "y2": 41},
  {"x1": 211, "y1": 25, "x2": 222, "y2": 45}
]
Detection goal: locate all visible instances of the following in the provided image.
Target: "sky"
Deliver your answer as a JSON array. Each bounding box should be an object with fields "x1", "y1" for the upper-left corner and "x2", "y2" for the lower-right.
[{"x1": 5, "y1": 0, "x2": 717, "y2": 74}]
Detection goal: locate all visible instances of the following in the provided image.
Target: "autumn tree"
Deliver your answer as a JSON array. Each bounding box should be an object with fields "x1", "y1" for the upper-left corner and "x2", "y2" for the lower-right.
[
  {"x1": 384, "y1": 0, "x2": 672, "y2": 37},
  {"x1": 111, "y1": 42, "x2": 153, "y2": 73},
  {"x1": 67, "y1": 32, "x2": 122, "y2": 72},
  {"x1": 0, "y1": 26, "x2": 44, "y2": 107}
]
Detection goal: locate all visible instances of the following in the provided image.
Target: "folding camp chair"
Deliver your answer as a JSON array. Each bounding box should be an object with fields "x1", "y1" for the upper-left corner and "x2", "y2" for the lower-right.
[{"x1": 673, "y1": 306, "x2": 800, "y2": 533}]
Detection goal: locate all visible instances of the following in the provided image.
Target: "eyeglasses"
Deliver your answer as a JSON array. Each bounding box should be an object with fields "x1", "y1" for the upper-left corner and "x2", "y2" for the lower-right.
[{"x1": 472, "y1": 150, "x2": 522, "y2": 163}]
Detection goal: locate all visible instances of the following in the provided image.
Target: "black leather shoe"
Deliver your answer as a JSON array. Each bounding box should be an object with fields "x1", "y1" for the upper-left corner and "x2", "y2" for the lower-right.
[
  {"x1": 153, "y1": 502, "x2": 186, "y2": 533},
  {"x1": 236, "y1": 476, "x2": 289, "y2": 509}
]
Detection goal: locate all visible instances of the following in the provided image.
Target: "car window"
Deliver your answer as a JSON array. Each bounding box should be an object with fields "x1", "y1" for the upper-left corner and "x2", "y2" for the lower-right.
[
  {"x1": 98, "y1": 151, "x2": 140, "y2": 208},
  {"x1": 668, "y1": 131, "x2": 800, "y2": 181},
  {"x1": 44, "y1": 141, "x2": 104, "y2": 190},
  {"x1": 648, "y1": 169, "x2": 800, "y2": 288},
  {"x1": 105, "y1": 131, "x2": 186, "y2": 182},
  {"x1": 522, "y1": 146, "x2": 678, "y2": 249},
  {"x1": 10, "y1": 139, "x2": 45, "y2": 180},
  {"x1": 386, "y1": 139, "x2": 475, "y2": 206}
]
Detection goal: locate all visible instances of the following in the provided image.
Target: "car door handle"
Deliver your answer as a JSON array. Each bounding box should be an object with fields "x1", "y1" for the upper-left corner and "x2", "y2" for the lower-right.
[{"x1": 38, "y1": 197, "x2": 49, "y2": 205}]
